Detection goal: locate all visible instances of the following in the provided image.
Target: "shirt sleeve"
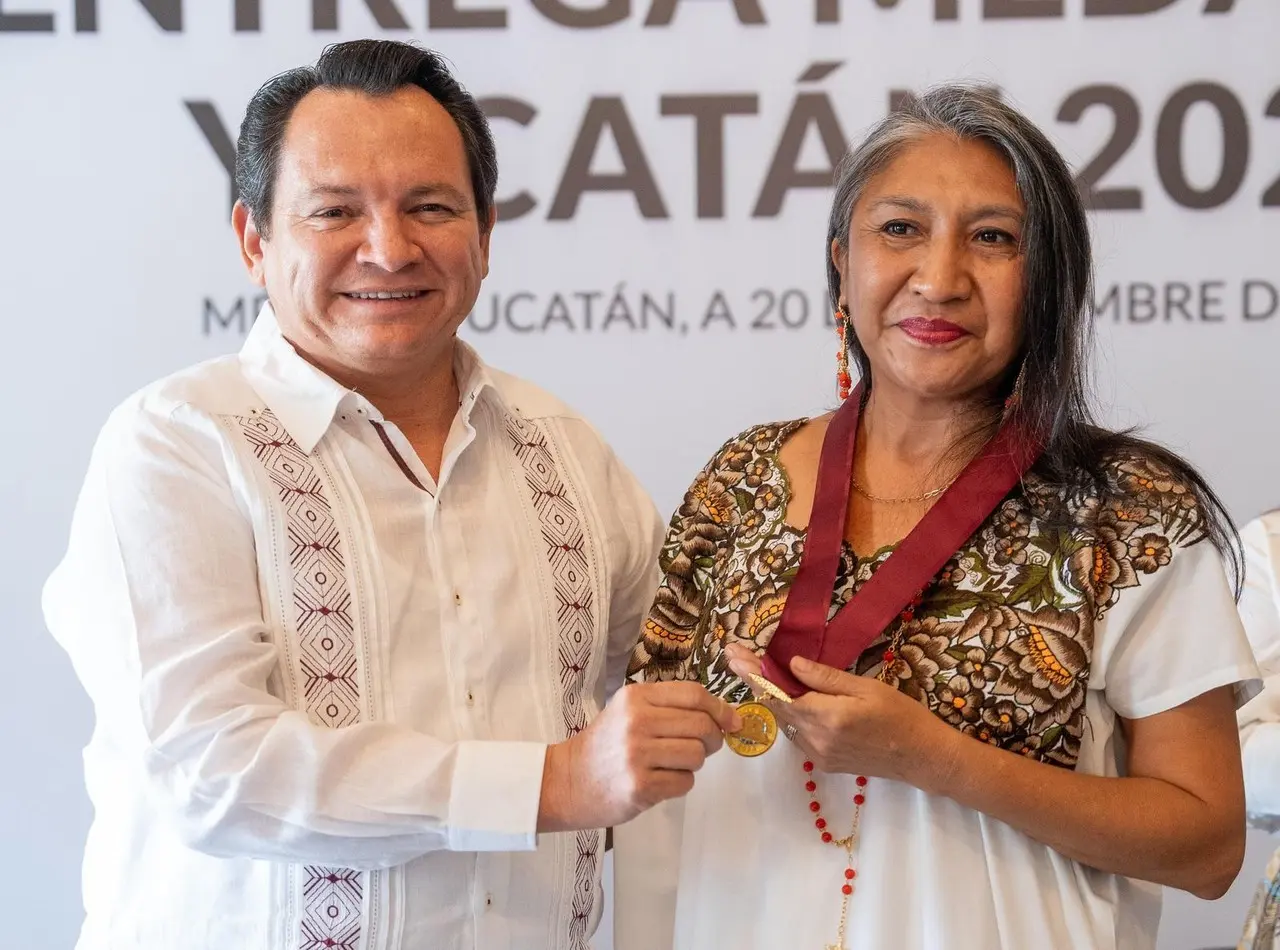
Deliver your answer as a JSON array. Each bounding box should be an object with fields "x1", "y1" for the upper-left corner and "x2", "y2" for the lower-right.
[
  {"x1": 1234, "y1": 513, "x2": 1280, "y2": 822},
  {"x1": 601, "y1": 448, "x2": 665, "y2": 699},
  {"x1": 43, "y1": 400, "x2": 544, "y2": 869},
  {"x1": 625, "y1": 437, "x2": 738, "y2": 686},
  {"x1": 1093, "y1": 531, "x2": 1260, "y2": 722}
]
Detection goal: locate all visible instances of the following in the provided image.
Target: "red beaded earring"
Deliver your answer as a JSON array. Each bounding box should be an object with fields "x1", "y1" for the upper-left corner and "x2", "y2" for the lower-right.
[
  {"x1": 1001, "y1": 359, "x2": 1028, "y2": 424},
  {"x1": 834, "y1": 304, "x2": 852, "y2": 402}
]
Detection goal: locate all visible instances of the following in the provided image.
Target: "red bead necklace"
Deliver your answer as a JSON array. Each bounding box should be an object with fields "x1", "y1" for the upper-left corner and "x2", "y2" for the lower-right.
[
  {"x1": 800, "y1": 590, "x2": 922, "y2": 949},
  {"x1": 803, "y1": 760, "x2": 867, "y2": 950}
]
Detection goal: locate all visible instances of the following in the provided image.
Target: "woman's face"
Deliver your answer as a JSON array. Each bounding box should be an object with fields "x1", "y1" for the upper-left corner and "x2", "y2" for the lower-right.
[{"x1": 832, "y1": 133, "x2": 1026, "y2": 408}]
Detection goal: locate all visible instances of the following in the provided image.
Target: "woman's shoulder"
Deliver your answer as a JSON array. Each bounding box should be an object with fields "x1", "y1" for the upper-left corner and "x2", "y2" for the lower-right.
[
  {"x1": 1043, "y1": 439, "x2": 1210, "y2": 551},
  {"x1": 663, "y1": 417, "x2": 815, "y2": 541},
  {"x1": 695, "y1": 417, "x2": 813, "y2": 478},
  {"x1": 1100, "y1": 445, "x2": 1206, "y2": 537}
]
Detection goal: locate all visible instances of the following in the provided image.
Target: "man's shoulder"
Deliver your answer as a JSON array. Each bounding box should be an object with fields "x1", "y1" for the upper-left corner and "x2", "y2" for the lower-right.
[
  {"x1": 484, "y1": 367, "x2": 635, "y2": 475},
  {"x1": 103, "y1": 354, "x2": 257, "y2": 436},
  {"x1": 486, "y1": 367, "x2": 590, "y2": 427}
]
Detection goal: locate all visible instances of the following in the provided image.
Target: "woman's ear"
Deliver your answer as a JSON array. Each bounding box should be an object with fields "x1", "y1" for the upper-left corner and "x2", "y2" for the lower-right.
[{"x1": 830, "y1": 239, "x2": 847, "y2": 307}]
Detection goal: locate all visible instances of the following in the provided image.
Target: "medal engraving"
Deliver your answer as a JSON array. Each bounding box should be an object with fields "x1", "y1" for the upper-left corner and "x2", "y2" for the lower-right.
[{"x1": 726, "y1": 701, "x2": 778, "y2": 757}]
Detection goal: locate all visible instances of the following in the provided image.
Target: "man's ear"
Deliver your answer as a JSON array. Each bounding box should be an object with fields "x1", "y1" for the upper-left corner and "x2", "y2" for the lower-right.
[
  {"x1": 479, "y1": 205, "x2": 497, "y2": 279},
  {"x1": 232, "y1": 200, "x2": 268, "y2": 287}
]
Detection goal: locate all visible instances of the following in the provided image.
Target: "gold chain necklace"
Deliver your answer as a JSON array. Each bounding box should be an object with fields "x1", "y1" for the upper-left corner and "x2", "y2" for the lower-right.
[{"x1": 849, "y1": 474, "x2": 957, "y2": 504}]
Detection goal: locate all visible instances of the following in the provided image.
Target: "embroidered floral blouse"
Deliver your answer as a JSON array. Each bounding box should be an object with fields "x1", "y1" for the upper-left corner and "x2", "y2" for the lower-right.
[{"x1": 626, "y1": 420, "x2": 1259, "y2": 950}]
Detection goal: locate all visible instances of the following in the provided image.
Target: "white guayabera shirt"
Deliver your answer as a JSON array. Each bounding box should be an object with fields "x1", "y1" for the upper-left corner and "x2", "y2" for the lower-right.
[{"x1": 43, "y1": 305, "x2": 672, "y2": 950}]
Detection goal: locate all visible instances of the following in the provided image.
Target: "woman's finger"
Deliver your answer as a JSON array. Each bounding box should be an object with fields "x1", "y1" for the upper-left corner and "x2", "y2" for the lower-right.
[{"x1": 725, "y1": 646, "x2": 766, "y2": 693}]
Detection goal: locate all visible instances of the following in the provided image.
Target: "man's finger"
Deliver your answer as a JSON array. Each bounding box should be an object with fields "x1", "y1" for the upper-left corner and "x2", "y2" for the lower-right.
[
  {"x1": 644, "y1": 706, "x2": 729, "y2": 751},
  {"x1": 644, "y1": 769, "x2": 696, "y2": 806},
  {"x1": 643, "y1": 681, "x2": 742, "y2": 733},
  {"x1": 638, "y1": 737, "x2": 709, "y2": 773}
]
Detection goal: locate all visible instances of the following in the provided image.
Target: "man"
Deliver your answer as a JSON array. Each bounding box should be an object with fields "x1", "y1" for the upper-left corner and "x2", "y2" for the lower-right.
[{"x1": 44, "y1": 39, "x2": 736, "y2": 950}]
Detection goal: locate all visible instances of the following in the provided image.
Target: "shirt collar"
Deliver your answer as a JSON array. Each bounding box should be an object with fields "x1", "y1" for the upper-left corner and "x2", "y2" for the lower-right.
[
  {"x1": 452, "y1": 335, "x2": 501, "y2": 420},
  {"x1": 239, "y1": 303, "x2": 500, "y2": 454}
]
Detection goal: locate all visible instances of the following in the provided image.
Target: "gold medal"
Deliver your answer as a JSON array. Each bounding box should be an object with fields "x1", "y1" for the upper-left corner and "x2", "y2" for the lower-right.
[{"x1": 726, "y1": 701, "x2": 778, "y2": 757}]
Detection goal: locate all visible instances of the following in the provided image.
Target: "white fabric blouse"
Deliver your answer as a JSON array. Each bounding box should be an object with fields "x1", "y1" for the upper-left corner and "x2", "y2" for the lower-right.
[{"x1": 628, "y1": 421, "x2": 1260, "y2": 950}]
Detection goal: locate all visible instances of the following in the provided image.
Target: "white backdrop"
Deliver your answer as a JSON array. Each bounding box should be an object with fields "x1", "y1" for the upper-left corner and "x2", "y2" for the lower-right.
[{"x1": 2, "y1": 2, "x2": 1278, "y2": 948}]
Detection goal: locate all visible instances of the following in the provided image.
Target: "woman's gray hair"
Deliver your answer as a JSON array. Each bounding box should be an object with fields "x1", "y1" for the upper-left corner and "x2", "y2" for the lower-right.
[{"x1": 822, "y1": 82, "x2": 1242, "y2": 586}]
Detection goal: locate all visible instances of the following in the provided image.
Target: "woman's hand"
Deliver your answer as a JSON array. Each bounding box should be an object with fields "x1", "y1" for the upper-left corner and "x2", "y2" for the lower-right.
[
  {"x1": 725, "y1": 645, "x2": 1246, "y2": 899},
  {"x1": 724, "y1": 642, "x2": 956, "y2": 790}
]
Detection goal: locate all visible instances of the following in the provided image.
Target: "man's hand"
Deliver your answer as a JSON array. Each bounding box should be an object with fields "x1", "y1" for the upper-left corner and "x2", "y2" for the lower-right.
[{"x1": 537, "y1": 682, "x2": 741, "y2": 832}]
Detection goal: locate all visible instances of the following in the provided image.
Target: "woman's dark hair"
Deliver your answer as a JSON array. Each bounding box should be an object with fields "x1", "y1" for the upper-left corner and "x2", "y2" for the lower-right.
[
  {"x1": 235, "y1": 39, "x2": 497, "y2": 237},
  {"x1": 825, "y1": 83, "x2": 1241, "y2": 584}
]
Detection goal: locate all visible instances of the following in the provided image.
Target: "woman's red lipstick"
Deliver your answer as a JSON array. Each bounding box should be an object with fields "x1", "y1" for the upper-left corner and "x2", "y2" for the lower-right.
[{"x1": 897, "y1": 317, "x2": 968, "y2": 345}]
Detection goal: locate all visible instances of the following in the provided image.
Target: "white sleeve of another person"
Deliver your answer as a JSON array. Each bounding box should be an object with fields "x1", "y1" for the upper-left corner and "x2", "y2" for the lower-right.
[{"x1": 1236, "y1": 513, "x2": 1280, "y2": 824}]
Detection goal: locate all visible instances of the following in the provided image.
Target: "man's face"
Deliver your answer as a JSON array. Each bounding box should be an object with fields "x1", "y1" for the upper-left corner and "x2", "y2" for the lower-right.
[{"x1": 236, "y1": 85, "x2": 491, "y2": 381}]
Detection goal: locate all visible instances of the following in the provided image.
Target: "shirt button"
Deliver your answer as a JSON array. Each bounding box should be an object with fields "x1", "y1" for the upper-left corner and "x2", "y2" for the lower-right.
[
  {"x1": 485, "y1": 894, "x2": 493, "y2": 910},
  {"x1": 453, "y1": 592, "x2": 462, "y2": 606},
  {"x1": 466, "y1": 690, "x2": 475, "y2": 707}
]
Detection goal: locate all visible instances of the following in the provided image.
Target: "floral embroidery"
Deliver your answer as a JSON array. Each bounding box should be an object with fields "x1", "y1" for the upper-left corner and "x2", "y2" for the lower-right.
[
  {"x1": 628, "y1": 422, "x2": 1204, "y2": 770},
  {"x1": 990, "y1": 606, "x2": 1091, "y2": 735},
  {"x1": 1128, "y1": 533, "x2": 1172, "y2": 573},
  {"x1": 887, "y1": 621, "x2": 962, "y2": 702},
  {"x1": 937, "y1": 675, "x2": 985, "y2": 727},
  {"x1": 978, "y1": 700, "x2": 1029, "y2": 741}
]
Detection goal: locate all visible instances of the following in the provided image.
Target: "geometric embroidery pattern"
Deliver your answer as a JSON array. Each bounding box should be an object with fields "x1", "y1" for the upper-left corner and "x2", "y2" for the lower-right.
[
  {"x1": 299, "y1": 868, "x2": 363, "y2": 950},
  {"x1": 232, "y1": 409, "x2": 364, "y2": 950},
  {"x1": 506, "y1": 415, "x2": 600, "y2": 950}
]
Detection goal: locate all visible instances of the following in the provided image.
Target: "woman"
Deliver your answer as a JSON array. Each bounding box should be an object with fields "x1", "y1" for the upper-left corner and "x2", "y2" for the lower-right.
[
  {"x1": 627, "y1": 85, "x2": 1258, "y2": 950},
  {"x1": 1235, "y1": 511, "x2": 1280, "y2": 949}
]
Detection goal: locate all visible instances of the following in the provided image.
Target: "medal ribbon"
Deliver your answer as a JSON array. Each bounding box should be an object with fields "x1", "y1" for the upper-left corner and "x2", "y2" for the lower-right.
[{"x1": 760, "y1": 383, "x2": 1044, "y2": 698}]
